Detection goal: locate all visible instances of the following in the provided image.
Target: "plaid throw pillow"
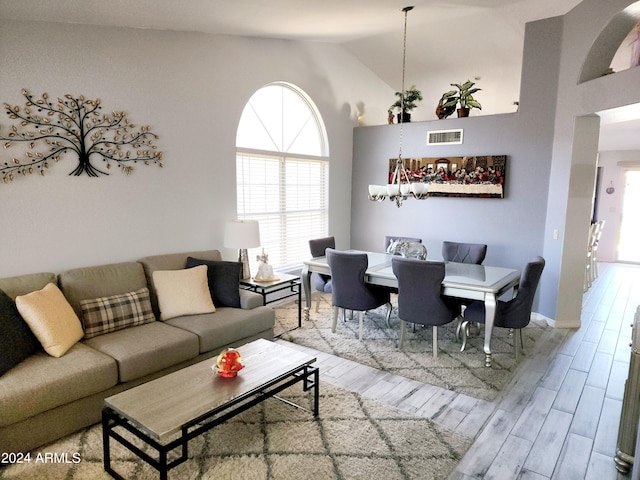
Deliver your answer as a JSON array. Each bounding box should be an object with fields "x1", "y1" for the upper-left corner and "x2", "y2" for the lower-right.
[{"x1": 79, "y1": 287, "x2": 155, "y2": 339}]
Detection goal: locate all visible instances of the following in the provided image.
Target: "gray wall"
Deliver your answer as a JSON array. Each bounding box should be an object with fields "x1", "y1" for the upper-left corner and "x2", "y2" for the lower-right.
[
  {"x1": 351, "y1": 17, "x2": 563, "y2": 317},
  {"x1": 541, "y1": 0, "x2": 640, "y2": 327},
  {"x1": 3, "y1": 1, "x2": 640, "y2": 325},
  {"x1": 354, "y1": 0, "x2": 640, "y2": 324},
  {"x1": 0, "y1": 20, "x2": 392, "y2": 277}
]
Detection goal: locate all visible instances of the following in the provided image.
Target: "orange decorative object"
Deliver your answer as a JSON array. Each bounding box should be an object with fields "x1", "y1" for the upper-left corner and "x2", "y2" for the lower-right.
[{"x1": 215, "y1": 348, "x2": 243, "y2": 378}]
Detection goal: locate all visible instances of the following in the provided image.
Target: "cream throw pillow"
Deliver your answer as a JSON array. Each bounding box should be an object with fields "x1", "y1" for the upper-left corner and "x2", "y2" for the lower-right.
[
  {"x1": 15, "y1": 282, "x2": 84, "y2": 358},
  {"x1": 153, "y1": 265, "x2": 215, "y2": 321}
]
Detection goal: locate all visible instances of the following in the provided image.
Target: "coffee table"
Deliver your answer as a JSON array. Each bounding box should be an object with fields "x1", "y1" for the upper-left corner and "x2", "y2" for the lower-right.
[{"x1": 102, "y1": 339, "x2": 318, "y2": 480}]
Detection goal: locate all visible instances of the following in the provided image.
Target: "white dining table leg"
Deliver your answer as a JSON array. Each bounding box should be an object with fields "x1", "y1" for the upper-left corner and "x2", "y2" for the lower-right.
[
  {"x1": 483, "y1": 293, "x2": 497, "y2": 367},
  {"x1": 301, "y1": 264, "x2": 312, "y2": 321}
]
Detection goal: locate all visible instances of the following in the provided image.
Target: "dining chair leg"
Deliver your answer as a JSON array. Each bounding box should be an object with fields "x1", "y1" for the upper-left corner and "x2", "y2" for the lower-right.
[
  {"x1": 455, "y1": 306, "x2": 467, "y2": 339},
  {"x1": 384, "y1": 302, "x2": 392, "y2": 328},
  {"x1": 331, "y1": 306, "x2": 339, "y2": 333},
  {"x1": 460, "y1": 320, "x2": 469, "y2": 352},
  {"x1": 315, "y1": 292, "x2": 321, "y2": 312},
  {"x1": 584, "y1": 257, "x2": 592, "y2": 291},
  {"x1": 399, "y1": 320, "x2": 406, "y2": 349},
  {"x1": 473, "y1": 322, "x2": 482, "y2": 336},
  {"x1": 514, "y1": 328, "x2": 525, "y2": 360},
  {"x1": 358, "y1": 311, "x2": 365, "y2": 341},
  {"x1": 432, "y1": 325, "x2": 438, "y2": 358}
]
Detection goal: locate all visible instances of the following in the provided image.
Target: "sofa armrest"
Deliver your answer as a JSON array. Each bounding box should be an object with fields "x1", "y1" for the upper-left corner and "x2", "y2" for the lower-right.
[{"x1": 239, "y1": 290, "x2": 264, "y2": 310}]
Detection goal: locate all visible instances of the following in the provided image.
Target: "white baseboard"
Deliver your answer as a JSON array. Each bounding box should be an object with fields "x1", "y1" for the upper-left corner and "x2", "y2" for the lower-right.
[{"x1": 532, "y1": 311, "x2": 580, "y2": 329}]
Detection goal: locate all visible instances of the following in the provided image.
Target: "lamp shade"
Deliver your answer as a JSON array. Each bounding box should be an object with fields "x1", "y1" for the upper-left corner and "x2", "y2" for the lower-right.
[{"x1": 224, "y1": 220, "x2": 261, "y2": 249}]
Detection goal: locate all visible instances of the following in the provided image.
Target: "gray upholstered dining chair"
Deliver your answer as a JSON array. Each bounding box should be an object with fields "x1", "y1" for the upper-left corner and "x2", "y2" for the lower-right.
[
  {"x1": 442, "y1": 240, "x2": 488, "y2": 338},
  {"x1": 391, "y1": 257, "x2": 461, "y2": 357},
  {"x1": 308, "y1": 236, "x2": 335, "y2": 312},
  {"x1": 585, "y1": 220, "x2": 605, "y2": 291},
  {"x1": 442, "y1": 241, "x2": 487, "y2": 264},
  {"x1": 326, "y1": 248, "x2": 392, "y2": 341},
  {"x1": 460, "y1": 256, "x2": 545, "y2": 359}
]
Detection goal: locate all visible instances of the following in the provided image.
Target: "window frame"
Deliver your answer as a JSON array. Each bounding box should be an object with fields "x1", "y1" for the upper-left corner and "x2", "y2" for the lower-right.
[{"x1": 235, "y1": 83, "x2": 330, "y2": 273}]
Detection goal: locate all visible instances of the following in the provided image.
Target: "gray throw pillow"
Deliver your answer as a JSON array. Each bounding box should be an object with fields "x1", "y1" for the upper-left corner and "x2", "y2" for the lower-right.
[
  {"x1": 0, "y1": 289, "x2": 42, "y2": 376},
  {"x1": 185, "y1": 257, "x2": 242, "y2": 308}
]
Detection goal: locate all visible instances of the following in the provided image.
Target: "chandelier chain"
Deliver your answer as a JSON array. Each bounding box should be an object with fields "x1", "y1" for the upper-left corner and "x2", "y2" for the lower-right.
[
  {"x1": 393, "y1": 6, "x2": 414, "y2": 206},
  {"x1": 367, "y1": 6, "x2": 416, "y2": 208},
  {"x1": 398, "y1": 6, "x2": 412, "y2": 161}
]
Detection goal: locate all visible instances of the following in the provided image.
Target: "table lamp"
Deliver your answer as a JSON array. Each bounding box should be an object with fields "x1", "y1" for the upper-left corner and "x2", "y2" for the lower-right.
[{"x1": 224, "y1": 220, "x2": 261, "y2": 280}]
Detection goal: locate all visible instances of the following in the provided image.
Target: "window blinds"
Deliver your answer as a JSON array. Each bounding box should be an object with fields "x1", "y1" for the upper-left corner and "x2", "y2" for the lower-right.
[{"x1": 236, "y1": 151, "x2": 328, "y2": 272}]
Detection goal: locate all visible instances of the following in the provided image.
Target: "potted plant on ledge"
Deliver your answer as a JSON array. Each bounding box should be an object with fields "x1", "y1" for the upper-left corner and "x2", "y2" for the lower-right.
[
  {"x1": 439, "y1": 80, "x2": 482, "y2": 118},
  {"x1": 390, "y1": 85, "x2": 423, "y2": 123}
]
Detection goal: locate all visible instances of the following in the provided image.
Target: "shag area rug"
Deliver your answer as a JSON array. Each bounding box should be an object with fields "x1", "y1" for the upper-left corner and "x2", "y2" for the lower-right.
[
  {"x1": 276, "y1": 294, "x2": 548, "y2": 401},
  {"x1": 0, "y1": 384, "x2": 470, "y2": 480}
]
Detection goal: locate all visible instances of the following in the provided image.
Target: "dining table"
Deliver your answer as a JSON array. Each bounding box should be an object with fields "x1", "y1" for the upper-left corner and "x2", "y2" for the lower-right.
[{"x1": 301, "y1": 250, "x2": 521, "y2": 367}]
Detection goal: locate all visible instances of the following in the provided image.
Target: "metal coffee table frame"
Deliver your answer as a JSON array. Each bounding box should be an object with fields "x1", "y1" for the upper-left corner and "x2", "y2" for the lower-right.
[
  {"x1": 240, "y1": 273, "x2": 302, "y2": 337},
  {"x1": 102, "y1": 363, "x2": 319, "y2": 480}
]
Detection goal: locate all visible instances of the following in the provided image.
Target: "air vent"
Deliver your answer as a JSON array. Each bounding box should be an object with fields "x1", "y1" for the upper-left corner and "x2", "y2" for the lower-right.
[{"x1": 426, "y1": 129, "x2": 463, "y2": 145}]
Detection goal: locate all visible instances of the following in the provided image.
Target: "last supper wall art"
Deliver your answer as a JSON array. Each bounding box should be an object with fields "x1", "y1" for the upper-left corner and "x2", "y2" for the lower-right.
[{"x1": 388, "y1": 155, "x2": 507, "y2": 198}]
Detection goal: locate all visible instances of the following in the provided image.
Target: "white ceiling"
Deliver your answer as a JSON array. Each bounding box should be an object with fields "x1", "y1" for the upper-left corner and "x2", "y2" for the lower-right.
[
  {"x1": 1, "y1": 0, "x2": 636, "y2": 150},
  {"x1": 0, "y1": 0, "x2": 580, "y2": 42},
  {"x1": 0, "y1": 0, "x2": 581, "y2": 87}
]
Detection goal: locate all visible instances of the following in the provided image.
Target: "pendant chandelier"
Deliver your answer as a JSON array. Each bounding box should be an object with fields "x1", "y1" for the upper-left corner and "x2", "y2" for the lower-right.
[{"x1": 368, "y1": 6, "x2": 428, "y2": 207}]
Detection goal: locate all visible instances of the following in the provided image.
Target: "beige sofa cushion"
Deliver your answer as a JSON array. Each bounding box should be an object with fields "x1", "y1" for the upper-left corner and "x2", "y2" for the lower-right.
[
  {"x1": 0, "y1": 272, "x2": 57, "y2": 299},
  {"x1": 239, "y1": 289, "x2": 264, "y2": 310},
  {"x1": 82, "y1": 322, "x2": 199, "y2": 382},
  {"x1": 79, "y1": 287, "x2": 156, "y2": 338},
  {"x1": 15, "y1": 283, "x2": 84, "y2": 357},
  {"x1": 152, "y1": 265, "x2": 215, "y2": 320},
  {"x1": 58, "y1": 262, "x2": 148, "y2": 317},
  {"x1": 166, "y1": 306, "x2": 275, "y2": 353},
  {"x1": 0, "y1": 342, "x2": 117, "y2": 427}
]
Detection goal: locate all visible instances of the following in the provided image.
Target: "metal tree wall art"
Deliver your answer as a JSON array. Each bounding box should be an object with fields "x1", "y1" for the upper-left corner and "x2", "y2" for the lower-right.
[{"x1": 0, "y1": 90, "x2": 163, "y2": 183}]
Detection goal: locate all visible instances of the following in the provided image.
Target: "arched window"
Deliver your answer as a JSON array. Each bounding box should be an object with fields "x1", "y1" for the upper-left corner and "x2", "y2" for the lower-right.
[{"x1": 236, "y1": 83, "x2": 329, "y2": 272}]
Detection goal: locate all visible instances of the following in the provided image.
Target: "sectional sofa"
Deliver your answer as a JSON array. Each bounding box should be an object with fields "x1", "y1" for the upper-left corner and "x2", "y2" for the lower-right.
[{"x1": 0, "y1": 250, "x2": 276, "y2": 453}]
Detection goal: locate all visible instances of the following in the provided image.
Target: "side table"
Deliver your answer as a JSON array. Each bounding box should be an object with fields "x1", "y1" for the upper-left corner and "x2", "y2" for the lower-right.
[{"x1": 240, "y1": 273, "x2": 301, "y2": 337}]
